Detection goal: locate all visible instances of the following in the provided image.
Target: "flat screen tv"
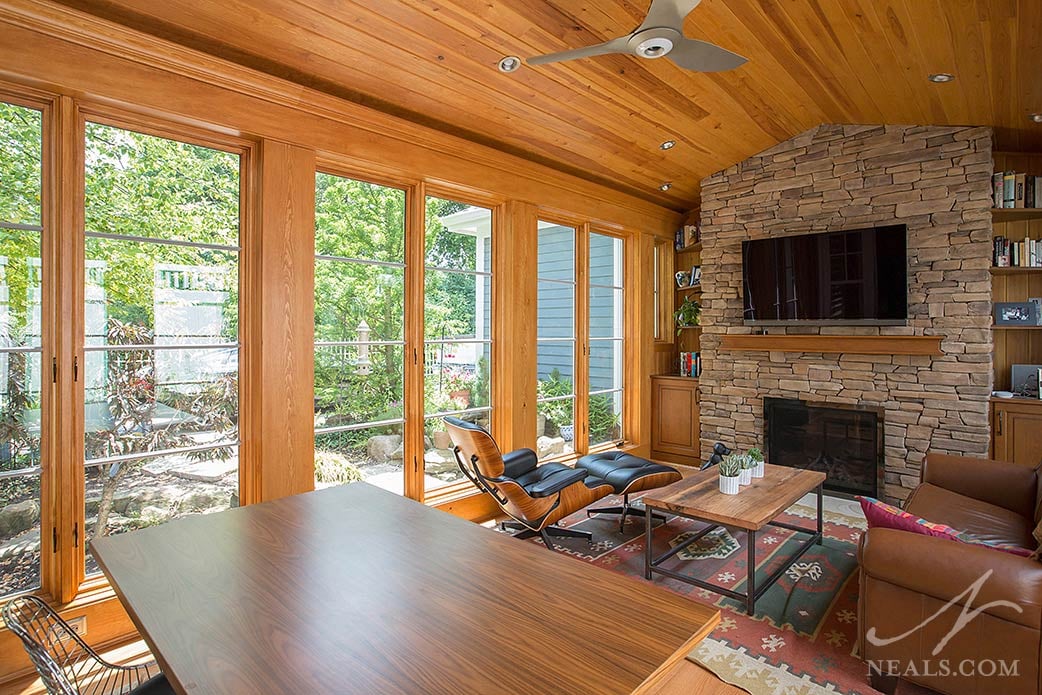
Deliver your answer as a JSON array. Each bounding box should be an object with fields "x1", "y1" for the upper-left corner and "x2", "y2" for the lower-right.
[{"x1": 742, "y1": 225, "x2": 907, "y2": 325}]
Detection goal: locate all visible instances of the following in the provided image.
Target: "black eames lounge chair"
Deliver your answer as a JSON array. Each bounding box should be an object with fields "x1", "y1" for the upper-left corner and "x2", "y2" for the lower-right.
[
  {"x1": 443, "y1": 416, "x2": 614, "y2": 549},
  {"x1": 3, "y1": 595, "x2": 175, "y2": 695}
]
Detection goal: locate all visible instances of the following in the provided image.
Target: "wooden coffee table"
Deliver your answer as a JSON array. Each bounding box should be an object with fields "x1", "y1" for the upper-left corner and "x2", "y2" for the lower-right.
[{"x1": 643, "y1": 464, "x2": 826, "y2": 615}]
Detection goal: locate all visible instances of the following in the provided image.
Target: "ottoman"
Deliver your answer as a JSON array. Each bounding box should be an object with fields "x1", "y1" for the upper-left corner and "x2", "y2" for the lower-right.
[{"x1": 575, "y1": 451, "x2": 682, "y2": 531}]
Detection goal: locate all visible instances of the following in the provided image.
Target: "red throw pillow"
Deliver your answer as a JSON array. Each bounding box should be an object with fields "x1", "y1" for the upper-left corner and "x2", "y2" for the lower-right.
[{"x1": 858, "y1": 496, "x2": 1033, "y2": 558}]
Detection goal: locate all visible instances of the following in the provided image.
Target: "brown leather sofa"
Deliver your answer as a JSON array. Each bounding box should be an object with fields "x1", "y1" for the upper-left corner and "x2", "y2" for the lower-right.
[{"x1": 858, "y1": 453, "x2": 1042, "y2": 695}]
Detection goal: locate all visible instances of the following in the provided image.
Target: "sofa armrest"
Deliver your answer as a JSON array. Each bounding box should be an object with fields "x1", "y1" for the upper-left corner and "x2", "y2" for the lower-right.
[
  {"x1": 859, "y1": 527, "x2": 1042, "y2": 630},
  {"x1": 922, "y1": 452, "x2": 1037, "y2": 519}
]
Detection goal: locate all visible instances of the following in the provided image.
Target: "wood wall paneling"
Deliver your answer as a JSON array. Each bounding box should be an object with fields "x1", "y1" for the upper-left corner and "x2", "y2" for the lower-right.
[
  {"x1": 249, "y1": 140, "x2": 316, "y2": 502},
  {"x1": 491, "y1": 200, "x2": 538, "y2": 454}
]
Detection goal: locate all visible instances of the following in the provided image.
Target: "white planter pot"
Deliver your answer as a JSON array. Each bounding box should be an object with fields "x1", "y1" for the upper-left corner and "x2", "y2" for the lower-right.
[
  {"x1": 751, "y1": 461, "x2": 765, "y2": 478},
  {"x1": 739, "y1": 468, "x2": 752, "y2": 485},
  {"x1": 719, "y1": 474, "x2": 740, "y2": 495}
]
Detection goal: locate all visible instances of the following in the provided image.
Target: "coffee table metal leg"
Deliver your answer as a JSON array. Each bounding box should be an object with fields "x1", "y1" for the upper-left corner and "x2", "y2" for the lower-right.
[
  {"x1": 816, "y1": 483, "x2": 823, "y2": 545},
  {"x1": 746, "y1": 529, "x2": 756, "y2": 615},
  {"x1": 644, "y1": 504, "x2": 653, "y2": 580}
]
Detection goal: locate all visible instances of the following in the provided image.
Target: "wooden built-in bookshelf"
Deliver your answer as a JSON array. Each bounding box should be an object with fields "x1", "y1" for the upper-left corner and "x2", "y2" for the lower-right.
[{"x1": 990, "y1": 152, "x2": 1042, "y2": 397}]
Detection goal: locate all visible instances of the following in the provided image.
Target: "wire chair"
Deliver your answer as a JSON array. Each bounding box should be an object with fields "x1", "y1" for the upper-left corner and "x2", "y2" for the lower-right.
[{"x1": 2, "y1": 595, "x2": 165, "y2": 695}]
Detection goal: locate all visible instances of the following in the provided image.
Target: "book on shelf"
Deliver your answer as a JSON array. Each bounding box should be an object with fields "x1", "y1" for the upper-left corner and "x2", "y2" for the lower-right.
[
  {"x1": 994, "y1": 235, "x2": 1042, "y2": 268},
  {"x1": 994, "y1": 171, "x2": 1042, "y2": 209},
  {"x1": 679, "y1": 351, "x2": 701, "y2": 378}
]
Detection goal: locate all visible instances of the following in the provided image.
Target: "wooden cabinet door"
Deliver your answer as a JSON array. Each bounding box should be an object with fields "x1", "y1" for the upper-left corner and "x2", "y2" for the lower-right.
[
  {"x1": 993, "y1": 401, "x2": 1042, "y2": 467},
  {"x1": 651, "y1": 377, "x2": 700, "y2": 465}
]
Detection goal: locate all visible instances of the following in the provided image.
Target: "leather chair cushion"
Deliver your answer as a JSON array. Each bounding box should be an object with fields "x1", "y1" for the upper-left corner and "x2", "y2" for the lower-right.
[
  {"x1": 906, "y1": 483, "x2": 1036, "y2": 550},
  {"x1": 514, "y1": 462, "x2": 589, "y2": 498},
  {"x1": 502, "y1": 448, "x2": 538, "y2": 479},
  {"x1": 575, "y1": 451, "x2": 681, "y2": 495}
]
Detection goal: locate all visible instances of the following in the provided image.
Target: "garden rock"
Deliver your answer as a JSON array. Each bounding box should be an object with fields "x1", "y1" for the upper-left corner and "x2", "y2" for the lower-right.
[
  {"x1": 423, "y1": 448, "x2": 457, "y2": 475},
  {"x1": 169, "y1": 459, "x2": 237, "y2": 483},
  {"x1": 536, "y1": 414, "x2": 546, "y2": 437},
  {"x1": 367, "y1": 434, "x2": 403, "y2": 462},
  {"x1": 388, "y1": 443, "x2": 404, "y2": 461},
  {"x1": 0, "y1": 499, "x2": 40, "y2": 536},
  {"x1": 536, "y1": 436, "x2": 565, "y2": 459}
]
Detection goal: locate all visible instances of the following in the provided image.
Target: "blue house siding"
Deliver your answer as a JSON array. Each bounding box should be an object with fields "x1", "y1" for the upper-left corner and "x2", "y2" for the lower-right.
[{"x1": 536, "y1": 226, "x2": 621, "y2": 390}]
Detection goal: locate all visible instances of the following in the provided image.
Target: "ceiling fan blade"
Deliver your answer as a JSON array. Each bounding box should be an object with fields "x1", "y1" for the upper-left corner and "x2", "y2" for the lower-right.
[
  {"x1": 526, "y1": 36, "x2": 630, "y2": 66},
  {"x1": 638, "y1": 0, "x2": 702, "y2": 31},
  {"x1": 666, "y1": 38, "x2": 747, "y2": 72}
]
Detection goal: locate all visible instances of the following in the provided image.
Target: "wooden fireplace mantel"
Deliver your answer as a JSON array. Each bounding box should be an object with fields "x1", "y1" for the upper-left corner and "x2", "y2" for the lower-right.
[{"x1": 718, "y1": 334, "x2": 944, "y2": 356}]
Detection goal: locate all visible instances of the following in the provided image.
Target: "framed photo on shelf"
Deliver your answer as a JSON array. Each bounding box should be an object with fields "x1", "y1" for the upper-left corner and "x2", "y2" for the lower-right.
[
  {"x1": 994, "y1": 301, "x2": 1038, "y2": 326},
  {"x1": 688, "y1": 266, "x2": 701, "y2": 287}
]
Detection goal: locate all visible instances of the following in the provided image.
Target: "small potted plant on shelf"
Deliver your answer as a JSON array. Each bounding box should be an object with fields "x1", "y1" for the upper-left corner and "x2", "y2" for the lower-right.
[
  {"x1": 747, "y1": 447, "x2": 765, "y2": 478},
  {"x1": 718, "y1": 454, "x2": 743, "y2": 495},
  {"x1": 674, "y1": 295, "x2": 701, "y2": 335}
]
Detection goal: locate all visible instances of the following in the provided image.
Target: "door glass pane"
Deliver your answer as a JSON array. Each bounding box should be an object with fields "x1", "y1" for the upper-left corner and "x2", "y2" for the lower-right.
[
  {"x1": 589, "y1": 233, "x2": 624, "y2": 447},
  {"x1": 0, "y1": 101, "x2": 43, "y2": 598},
  {"x1": 536, "y1": 222, "x2": 576, "y2": 457},
  {"x1": 83, "y1": 123, "x2": 240, "y2": 572},
  {"x1": 589, "y1": 391, "x2": 623, "y2": 447},
  {"x1": 315, "y1": 174, "x2": 405, "y2": 263},
  {"x1": 0, "y1": 102, "x2": 42, "y2": 226},
  {"x1": 315, "y1": 423, "x2": 404, "y2": 492},
  {"x1": 0, "y1": 354, "x2": 42, "y2": 597},
  {"x1": 84, "y1": 123, "x2": 239, "y2": 246},
  {"x1": 314, "y1": 174, "x2": 406, "y2": 495},
  {"x1": 314, "y1": 345, "x2": 404, "y2": 430},
  {"x1": 424, "y1": 198, "x2": 492, "y2": 491},
  {"x1": 314, "y1": 259, "x2": 404, "y2": 342}
]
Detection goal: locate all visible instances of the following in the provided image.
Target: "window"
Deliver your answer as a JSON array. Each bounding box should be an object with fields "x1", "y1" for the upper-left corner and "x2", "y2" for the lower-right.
[
  {"x1": 535, "y1": 224, "x2": 625, "y2": 457},
  {"x1": 313, "y1": 173, "x2": 406, "y2": 493},
  {"x1": 535, "y1": 221, "x2": 577, "y2": 459},
  {"x1": 0, "y1": 100, "x2": 44, "y2": 598},
  {"x1": 588, "y1": 233, "x2": 624, "y2": 447},
  {"x1": 423, "y1": 198, "x2": 492, "y2": 492},
  {"x1": 82, "y1": 122, "x2": 241, "y2": 576}
]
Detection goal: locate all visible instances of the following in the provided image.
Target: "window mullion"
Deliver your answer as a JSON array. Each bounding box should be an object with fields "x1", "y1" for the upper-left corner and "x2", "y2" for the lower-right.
[{"x1": 575, "y1": 224, "x2": 591, "y2": 456}]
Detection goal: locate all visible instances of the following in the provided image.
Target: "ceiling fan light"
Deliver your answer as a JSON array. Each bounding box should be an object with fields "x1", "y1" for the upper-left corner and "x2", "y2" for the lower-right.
[
  {"x1": 497, "y1": 56, "x2": 521, "y2": 73},
  {"x1": 636, "y1": 37, "x2": 674, "y2": 59}
]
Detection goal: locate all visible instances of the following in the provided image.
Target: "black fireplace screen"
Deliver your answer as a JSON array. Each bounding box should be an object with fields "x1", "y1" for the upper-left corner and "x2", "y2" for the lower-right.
[{"x1": 764, "y1": 397, "x2": 883, "y2": 498}]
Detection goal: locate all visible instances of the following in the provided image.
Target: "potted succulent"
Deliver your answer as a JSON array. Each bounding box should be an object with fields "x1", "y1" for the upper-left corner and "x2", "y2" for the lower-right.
[
  {"x1": 673, "y1": 295, "x2": 701, "y2": 335},
  {"x1": 718, "y1": 454, "x2": 743, "y2": 495},
  {"x1": 738, "y1": 454, "x2": 754, "y2": 485},
  {"x1": 747, "y1": 447, "x2": 765, "y2": 478}
]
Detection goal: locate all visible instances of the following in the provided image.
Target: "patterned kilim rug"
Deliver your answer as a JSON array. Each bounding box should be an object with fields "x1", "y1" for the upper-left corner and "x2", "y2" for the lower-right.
[{"x1": 516, "y1": 495, "x2": 879, "y2": 695}]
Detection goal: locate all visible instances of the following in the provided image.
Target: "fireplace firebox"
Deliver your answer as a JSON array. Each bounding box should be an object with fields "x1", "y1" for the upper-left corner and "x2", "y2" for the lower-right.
[{"x1": 764, "y1": 397, "x2": 883, "y2": 498}]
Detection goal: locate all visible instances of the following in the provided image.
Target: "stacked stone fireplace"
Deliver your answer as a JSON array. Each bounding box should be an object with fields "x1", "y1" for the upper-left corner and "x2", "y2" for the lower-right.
[{"x1": 698, "y1": 124, "x2": 994, "y2": 503}]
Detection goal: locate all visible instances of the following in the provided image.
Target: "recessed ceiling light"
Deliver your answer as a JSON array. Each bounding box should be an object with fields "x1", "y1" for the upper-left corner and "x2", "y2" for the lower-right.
[
  {"x1": 1030, "y1": 113, "x2": 1042, "y2": 123},
  {"x1": 659, "y1": 182, "x2": 672, "y2": 191},
  {"x1": 927, "y1": 73, "x2": 955, "y2": 83},
  {"x1": 497, "y1": 56, "x2": 521, "y2": 73},
  {"x1": 660, "y1": 140, "x2": 676, "y2": 150}
]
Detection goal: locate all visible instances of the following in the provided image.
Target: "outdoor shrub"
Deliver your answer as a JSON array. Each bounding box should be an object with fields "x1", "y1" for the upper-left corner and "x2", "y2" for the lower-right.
[{"x1": 315, "y1": 451, "x2": 364, "y2": 484}]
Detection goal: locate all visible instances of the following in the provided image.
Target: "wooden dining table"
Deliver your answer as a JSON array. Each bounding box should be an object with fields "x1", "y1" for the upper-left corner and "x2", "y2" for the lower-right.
[{"x1": 91, "y1": 482, "x2": 719, "y2": 694}]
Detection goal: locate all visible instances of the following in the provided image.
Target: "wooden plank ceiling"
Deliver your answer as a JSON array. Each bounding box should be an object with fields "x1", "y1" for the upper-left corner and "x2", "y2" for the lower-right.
[{"x1": 51, "y1": 0, "x2": 1042, "y2": 211}]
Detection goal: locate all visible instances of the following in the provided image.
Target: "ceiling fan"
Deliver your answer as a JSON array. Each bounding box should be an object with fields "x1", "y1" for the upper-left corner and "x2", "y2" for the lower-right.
[{"x1": 526, "y1": 0, "x2": 747, "y2": 72}]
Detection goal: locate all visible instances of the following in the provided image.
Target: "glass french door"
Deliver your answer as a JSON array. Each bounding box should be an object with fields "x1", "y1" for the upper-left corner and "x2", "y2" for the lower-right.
[
  {"x1": 0, "y1": 98, "x2": 45, "y2": 599},
  {"x1": 80, "y1": 119, "x2": 242, "y2": 577}
]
